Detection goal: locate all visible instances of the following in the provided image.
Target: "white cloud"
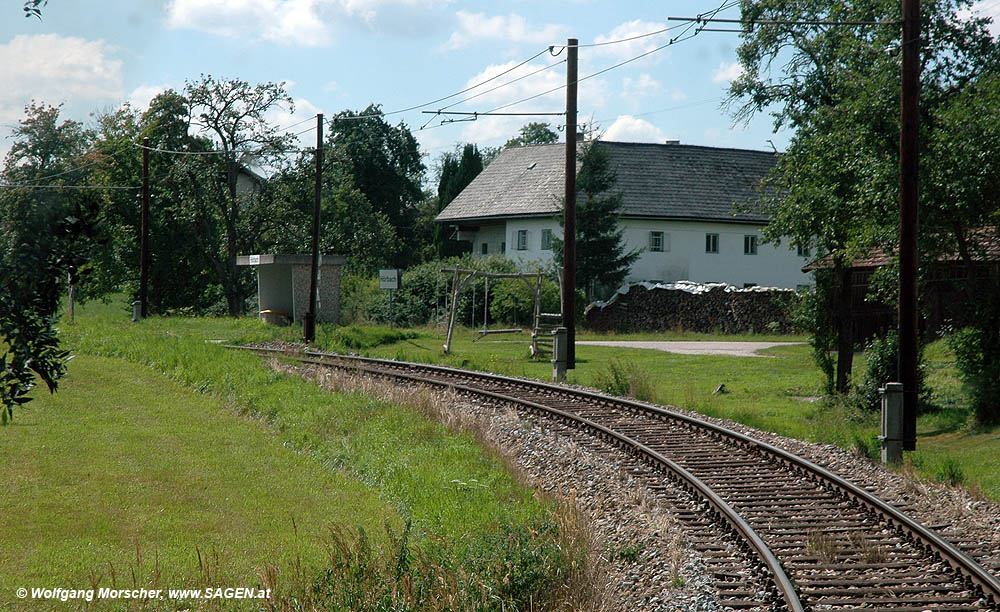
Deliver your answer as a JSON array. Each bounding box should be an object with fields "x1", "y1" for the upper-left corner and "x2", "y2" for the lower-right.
[
  {"x1": 603, "y1": 115, "x2": 669, "y2": 143},
  {"x1": 166, "y1": 0, "x2": 336, "y2": 47},
  {"x1": 445, "y1": 11, "x2": 568, "y2": 49},
  {"x1": 0, "y1": 34, "x2": 123, "y2": 130},
  {"x1": 340, "y1": 0, "x2": 448, "y2": 22},
  {"x1": 712, "y1": 61, "x2": 743, "y2": 84},
  {"x1": 127, "y1": 84, "x2": 170, "y2": 112},
  {"x1": 591, "y1": 20, "x2": 670, "y2": 61},
  {"x1": 622, "y1": 73, "x2": 661, "y2": 100}
]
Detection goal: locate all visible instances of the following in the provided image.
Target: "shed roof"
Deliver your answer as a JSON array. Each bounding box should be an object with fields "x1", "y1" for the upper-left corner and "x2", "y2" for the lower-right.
[{"x1": 435, "y1": 141, "x2": 777, "y2": 224}]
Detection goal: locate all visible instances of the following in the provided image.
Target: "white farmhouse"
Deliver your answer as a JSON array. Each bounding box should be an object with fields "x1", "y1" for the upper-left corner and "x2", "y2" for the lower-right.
[{"x1": 434, "y1": 140, "x2": 812, "y2": 291}]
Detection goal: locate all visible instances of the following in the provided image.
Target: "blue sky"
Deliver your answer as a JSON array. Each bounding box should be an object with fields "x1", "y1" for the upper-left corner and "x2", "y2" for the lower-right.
[{"x1": 2, "y1": 0, "x2": 998, "y2": 172}]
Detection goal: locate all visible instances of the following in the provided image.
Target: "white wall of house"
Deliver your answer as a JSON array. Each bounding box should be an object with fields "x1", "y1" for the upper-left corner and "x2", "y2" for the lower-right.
[
  {"x1": 504, "y1": 218, "x2": 558, "y2": 269},
  {"x1": 463, "y1": 217, "x2": 811, "y2": 289},
  {"x1": 623, "y1": 220, "x2": 812, "y2": 288},
  {"x1": 472, "y1": 223, "x2": 507, "y2": 257}
]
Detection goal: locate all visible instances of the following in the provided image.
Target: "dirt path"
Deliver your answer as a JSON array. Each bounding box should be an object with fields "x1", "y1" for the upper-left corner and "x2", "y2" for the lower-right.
[{"x1": 576, "y1": 340, "x2": 803, "y2": 357}]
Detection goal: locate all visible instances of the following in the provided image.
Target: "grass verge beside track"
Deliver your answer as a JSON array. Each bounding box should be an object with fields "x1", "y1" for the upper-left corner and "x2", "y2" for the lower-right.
[{"x1": 2, "y1": 302, "x2": 587, "y2": 611}]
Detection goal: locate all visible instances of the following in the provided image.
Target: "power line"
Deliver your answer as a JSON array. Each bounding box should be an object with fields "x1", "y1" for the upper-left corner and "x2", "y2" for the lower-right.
[
  {"x1": 587, "y1": 97, "x2": 723, "y2": 127},
  {"x1": 326, "y1": 47, "x2": 552, "y2": 125},
  {"x1": 570, "y1": 23, "x2": 687, "y2": 48},
  {"x1": 667, "y1": 16, "x2": 901, "y2": 27},
  {"x1": 476, "y1": 0, "x2": 734, "y2": 115},
  {"x1": 276, "y1": 115, "x2": 319, "y2": 133},
  {"x1": 0, "y1": 158, "x2": 102, "y2": 188},
  {"x1": 435, "y1": 58, "x2": 566, "y2": 113},
  {"x1": 0, "y1": 184, "x2": 140, "y2": 190}
]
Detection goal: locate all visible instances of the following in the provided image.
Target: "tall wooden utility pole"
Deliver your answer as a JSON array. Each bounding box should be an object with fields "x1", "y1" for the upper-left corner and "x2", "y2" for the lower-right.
[
  {"x1": 304, "y1": 113, "x2": 323, "y2": 343},
  {"x1": 899, "y1": 0, "x2": 919, "y2": 451},
  {"x1": 563, "y1": 38, "x2": 578, "y2": 369},
  {"x1": 139, "y1": 136, "x2": 150, "y2": 319}
]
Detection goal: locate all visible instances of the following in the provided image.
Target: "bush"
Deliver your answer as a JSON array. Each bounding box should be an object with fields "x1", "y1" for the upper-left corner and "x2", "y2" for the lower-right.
[
  {"x1": 488, "y1": 277, "x2": 561, "y2": 326},
  {"x1": 364, "y1": 256, "x2": 568, "y2": 328},
  {"x1": 948, "y1": 323, "x2": 1000, "y2": 425},
  {"x1": 340, "y1": 271, "x2": 380, "y2": 324},
  {"x1": 852, "y1": 330, "x2": 927, "y2": 412}
]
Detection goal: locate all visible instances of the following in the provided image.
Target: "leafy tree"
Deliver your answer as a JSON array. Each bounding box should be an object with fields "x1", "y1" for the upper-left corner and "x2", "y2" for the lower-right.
[
  {"x1": 87, "y1": 91, "x2": 222, "y2": 313},
  {"x1": 0, "y1": 103, "x2": 100, "y2": 421},
  {"x1": 430, "y1": 143, "x2": 484, "y2": 257},
  {"x1": 269, "y1": 156, "x2": 397, "y2": 275},
  {"x1": 505, "y1": 122, "x2": 558, "y2": 148},
  {"x1": 727, "y1": 0, "x2": 996, "y2": 394},
  {"x1": 183, "y1": 75, "x2": 296, "y2": 315},
  {"x1": 554, "y1": 141, "x2": 639, "y2": 301},
  {"x1": 327, "y1": 106, "x2": 425, "y2": 267},
  {"x1": 925, "y1": 69, "x2": 1000, "y2": 424}
]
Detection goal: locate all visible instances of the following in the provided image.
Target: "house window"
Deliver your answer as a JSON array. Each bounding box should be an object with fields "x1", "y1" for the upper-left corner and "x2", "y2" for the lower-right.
[
  {"x1": 744, "y1": 235, "x2": 758, "y2": 255},
  {"x1": 500, "y1": 241, "x2": 505, "y2": 254},
  {"x1": 649, "y1": 231, "x2": 666, "y2": 252},
  {"x1": 481, "y1": 242, "x2": 488, "y2": 255},
  {"x1": 797, "y1": 244, "x2": 811, "y2": 257},
  {"x1": 516, "y1": 230, "x2": 528, "y2": 251},
  {"x1": 705, "y1": 233, "x2": 719, "y2": 253},
  {"x1": 541, "y1": 229, "x2": 553, "y2": 250}
]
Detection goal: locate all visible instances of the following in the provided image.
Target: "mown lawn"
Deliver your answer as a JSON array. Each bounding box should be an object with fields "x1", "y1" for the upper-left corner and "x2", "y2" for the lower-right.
[
  {"x1": 1, "y1": 303, "x2": 581, "y2": 611},
  {"x1": 0, "y1": 353, "x2": 392, "y2": 608}
]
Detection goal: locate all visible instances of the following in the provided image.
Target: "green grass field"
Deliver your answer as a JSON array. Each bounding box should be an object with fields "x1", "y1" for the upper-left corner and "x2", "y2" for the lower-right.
[{"x1": 2, "y1": 303, "x2": 585, "y2": 611}]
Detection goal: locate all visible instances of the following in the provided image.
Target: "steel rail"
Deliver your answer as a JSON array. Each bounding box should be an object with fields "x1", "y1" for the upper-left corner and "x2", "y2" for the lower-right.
[
  {"x1": 235, "y1": 345, "x2": 1000, "y2": 605},
  {"x1": 239, "y1": 346, "x2": 804, "y2": 611}
]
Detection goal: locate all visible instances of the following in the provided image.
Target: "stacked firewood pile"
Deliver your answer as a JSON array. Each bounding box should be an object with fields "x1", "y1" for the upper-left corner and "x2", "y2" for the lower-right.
[{"x1": 585, "y1": 281, "x2": 798, "y2": 334}]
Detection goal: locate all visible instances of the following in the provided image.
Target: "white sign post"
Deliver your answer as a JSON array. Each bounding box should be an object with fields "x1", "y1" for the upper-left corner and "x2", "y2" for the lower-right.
[{"x1": 379, "y1": 269, "x2": 401, "y2": 327}]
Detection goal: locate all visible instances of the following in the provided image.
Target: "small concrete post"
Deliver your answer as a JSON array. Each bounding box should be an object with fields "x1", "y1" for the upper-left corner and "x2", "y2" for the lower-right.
[
  {"x1": 132, "y1": 300, "x2": 142, "y2": 322},
  {"x1": 552, "y1": 327, "x2": 568, "y2": 382},
  {"x1": 880, "y1": 382, "x2": 904, "y2": 465}
]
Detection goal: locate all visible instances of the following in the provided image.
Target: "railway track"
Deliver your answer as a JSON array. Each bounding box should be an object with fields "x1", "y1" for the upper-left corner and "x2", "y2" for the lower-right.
[{"x1": 235, "y1": 345, "x2": 1000, "y2": 612}]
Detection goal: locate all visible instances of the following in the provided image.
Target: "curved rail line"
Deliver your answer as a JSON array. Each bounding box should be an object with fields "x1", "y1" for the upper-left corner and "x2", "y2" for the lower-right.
[{"x1": 235, "y1": 346, "x2": 1000, "y2": 611}]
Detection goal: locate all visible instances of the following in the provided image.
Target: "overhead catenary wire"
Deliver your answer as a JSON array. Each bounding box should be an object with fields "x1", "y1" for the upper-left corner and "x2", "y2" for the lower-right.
[
  {"x1": 432, "y1": 0, "x2": 737, "y2": 121},
  {"x1": 326, "y1": 47, "x2": 553, "y2": 126}
]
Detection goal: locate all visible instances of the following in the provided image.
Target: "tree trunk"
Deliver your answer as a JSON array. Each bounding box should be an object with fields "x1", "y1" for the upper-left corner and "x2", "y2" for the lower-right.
[
  {"x1": 224, "y1": 256, "x2": 242, "y2": 316},
  {"x1": 834, "y1": 262, "x2": 855, "y2": 394}
]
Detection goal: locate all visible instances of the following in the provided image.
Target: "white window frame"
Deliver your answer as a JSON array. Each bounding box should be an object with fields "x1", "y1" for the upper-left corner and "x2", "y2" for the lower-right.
[
  {"x1": 516, "y1": 229, "x2": 528, "y2": 251},
  {"x1": 744, "y1": 234, "x2": 758, "y2": 255}
]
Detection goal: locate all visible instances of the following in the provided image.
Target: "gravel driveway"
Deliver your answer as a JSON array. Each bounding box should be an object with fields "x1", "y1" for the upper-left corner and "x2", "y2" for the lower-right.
[{"x1": 576, "y1": 340, "x2": 803, "y2": 357}]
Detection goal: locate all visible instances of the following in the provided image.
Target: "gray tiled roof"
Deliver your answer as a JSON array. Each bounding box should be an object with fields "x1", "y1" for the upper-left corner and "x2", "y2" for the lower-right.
[{"x1": 435, "y1": 141, "x2": 776, "y2": 224}]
